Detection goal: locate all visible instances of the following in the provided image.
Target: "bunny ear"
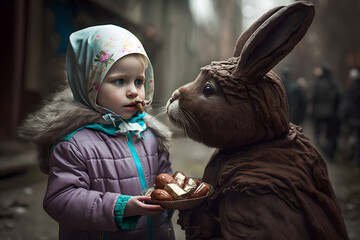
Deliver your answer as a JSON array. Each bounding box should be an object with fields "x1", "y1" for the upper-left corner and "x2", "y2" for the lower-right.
[
  {"x1": 233, "y1": 1, "x2": 315, "y2": 81},
  {"x1": 233, "y1": 6, "x2": 283, "y2": 57}
]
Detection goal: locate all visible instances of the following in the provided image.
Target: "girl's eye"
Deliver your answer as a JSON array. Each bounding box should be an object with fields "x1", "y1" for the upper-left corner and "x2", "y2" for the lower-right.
[
  {"x1": 114, "y1": 79, "x2": 124, "y2": 85},
  {"x1": 203, "y1": 83, "x2": 215, "y2": 96},
  {"x1": 135, "y1": 79, "x2": 144, "y2": 86}
]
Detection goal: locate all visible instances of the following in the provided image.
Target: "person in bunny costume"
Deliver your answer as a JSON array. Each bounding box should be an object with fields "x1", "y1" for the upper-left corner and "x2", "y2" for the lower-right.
[{"x1": 167, "y1": 2, "x2": 349, "y2": 240}]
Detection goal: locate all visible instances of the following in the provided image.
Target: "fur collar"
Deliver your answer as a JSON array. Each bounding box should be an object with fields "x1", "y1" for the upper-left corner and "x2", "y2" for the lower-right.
[{"x1": 18, "y1": 84, "x2": 172, "y2": 173}]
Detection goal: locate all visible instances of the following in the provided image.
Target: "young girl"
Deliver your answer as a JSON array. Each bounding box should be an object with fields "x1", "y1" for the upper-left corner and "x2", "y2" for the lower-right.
[{"x1": 19, "y1": 25, "x2": 175, "y2": 240}]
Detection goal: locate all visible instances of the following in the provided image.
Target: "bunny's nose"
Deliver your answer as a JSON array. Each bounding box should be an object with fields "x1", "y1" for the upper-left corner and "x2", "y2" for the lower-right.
[{"x1": 169, "y1": 89, "x2": 181, "y2": 103}]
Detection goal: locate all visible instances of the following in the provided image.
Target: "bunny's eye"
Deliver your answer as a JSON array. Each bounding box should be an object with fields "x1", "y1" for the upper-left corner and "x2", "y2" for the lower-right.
[{"x1": 203, "y1": 83, "x2": 215, "y2": 96}]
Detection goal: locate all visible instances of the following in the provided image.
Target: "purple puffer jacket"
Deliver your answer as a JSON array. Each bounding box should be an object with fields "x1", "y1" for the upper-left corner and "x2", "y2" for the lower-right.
[{"x1": 44, "y1": 127, "x2": 175, "y2": 240}]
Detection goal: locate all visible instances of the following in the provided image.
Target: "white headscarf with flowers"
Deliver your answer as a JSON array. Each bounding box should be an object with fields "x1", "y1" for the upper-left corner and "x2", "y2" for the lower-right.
[{"x1": 66, "y1": 25, "x2": 154, "y2": 122}]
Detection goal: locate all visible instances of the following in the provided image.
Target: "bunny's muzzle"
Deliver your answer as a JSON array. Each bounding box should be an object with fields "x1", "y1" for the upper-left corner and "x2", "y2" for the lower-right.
[
  {"x1": 166, "y1": 89, "x2": 180, "y2": 115},
  {"x1": 168, "y1": 82, "x2": 192, "y2": 106},
  {"x1": 166, "y1": 88, "x2": 184, "y2": 128},
  {"x1": 169, "y1": 89, "x2": 181, "y2": 104}
]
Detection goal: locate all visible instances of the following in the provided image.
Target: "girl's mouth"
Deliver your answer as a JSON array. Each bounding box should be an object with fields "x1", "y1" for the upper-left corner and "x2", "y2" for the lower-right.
[{"x1": 124, "y1": 105, "x2": 136, "y2": 110}]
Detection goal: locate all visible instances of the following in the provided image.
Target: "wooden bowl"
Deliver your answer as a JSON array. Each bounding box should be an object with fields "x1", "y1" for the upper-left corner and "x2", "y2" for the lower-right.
[{"x1": 141, "y1": 185, "x2": 213, "y2": 210}]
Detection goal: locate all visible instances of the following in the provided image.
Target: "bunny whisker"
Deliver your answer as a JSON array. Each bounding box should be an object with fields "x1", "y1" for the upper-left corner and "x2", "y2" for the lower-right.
[
  {"x1": 145, "y1": 104, "x2": 167, "y2": 117},
  {"x1": 147, "y1": 106, "x2": 167, "y2": 119},
  {"x1": 180, "y1": 106, "x2": 201, "y2": 140}
]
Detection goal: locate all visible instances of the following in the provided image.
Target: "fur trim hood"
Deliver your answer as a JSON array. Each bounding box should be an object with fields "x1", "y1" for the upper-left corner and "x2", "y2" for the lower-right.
[{"x1": 18, "y1": 83, "x2": 172, "y2": 173}]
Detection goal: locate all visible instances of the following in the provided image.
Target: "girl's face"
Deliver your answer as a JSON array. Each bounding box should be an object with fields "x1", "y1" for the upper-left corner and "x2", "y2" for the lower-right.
[{"x1": 97, "y1": 54, "x2": 146, "y2": 119}]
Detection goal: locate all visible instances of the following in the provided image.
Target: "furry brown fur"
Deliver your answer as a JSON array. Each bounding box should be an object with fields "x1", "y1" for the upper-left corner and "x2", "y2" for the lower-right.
[
  {"x1": 167, "y1": 2, "x2": 349, "y2": 239},
  {"x1": 18, "y1": 81, "x2": 172, "y2": 174}
]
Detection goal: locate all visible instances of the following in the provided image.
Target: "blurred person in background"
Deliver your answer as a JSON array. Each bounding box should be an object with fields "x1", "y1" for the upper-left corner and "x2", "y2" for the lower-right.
[
  {"x1": 339, "y1": 68, "x2": 360, "y2": 166},
  {"x1": 310, "y1": 65, "x2": 341, "y2": 161},
  {"x1": 281, "y1": 66, "x2": 307, "y2": 125}
]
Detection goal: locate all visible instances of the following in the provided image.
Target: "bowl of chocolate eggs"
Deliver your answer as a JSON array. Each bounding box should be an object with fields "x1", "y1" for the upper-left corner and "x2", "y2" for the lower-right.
[{"x1": 142, "y1": 171, "x2": 213, "y2": 210}]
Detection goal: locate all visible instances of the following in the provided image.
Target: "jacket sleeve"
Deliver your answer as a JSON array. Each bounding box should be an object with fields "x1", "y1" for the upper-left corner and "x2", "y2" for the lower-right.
[
  {"x1": 44, "y1": 141, "x2": 124, "y2": 232},
  {"x1": 114, "y1": 195, "x2": 141, "y2": 230}
]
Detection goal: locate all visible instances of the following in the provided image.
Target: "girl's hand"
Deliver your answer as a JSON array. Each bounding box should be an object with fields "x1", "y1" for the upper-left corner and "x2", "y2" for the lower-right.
[{"x1": 123, "y1": 196, "x2": 165, "y2": 217}]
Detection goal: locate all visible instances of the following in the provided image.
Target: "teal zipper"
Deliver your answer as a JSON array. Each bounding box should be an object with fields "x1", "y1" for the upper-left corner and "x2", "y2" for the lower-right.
[
  {"x1": 127, "y1": 134, "x2": 147, "y2": 190},
  {"x1": 127, "y1": 133, "x2": 154, "y2": 240}
]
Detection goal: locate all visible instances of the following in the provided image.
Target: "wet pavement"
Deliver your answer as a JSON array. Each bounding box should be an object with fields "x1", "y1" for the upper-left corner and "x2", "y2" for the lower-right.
[{"x1": 0, "y1": 120, "x2": 359, "y2": 240}]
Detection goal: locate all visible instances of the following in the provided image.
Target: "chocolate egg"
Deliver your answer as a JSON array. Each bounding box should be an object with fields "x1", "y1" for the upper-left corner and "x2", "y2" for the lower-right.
[
  {"x1": 151, "y1": 189, "x2": 174, "y2": 201},
  {"x1": 189, "y1": 182, "x2": 211, "y2": 199},
  {"x1": 155, "y1": 173, "x2": 177, "y2": 189}
]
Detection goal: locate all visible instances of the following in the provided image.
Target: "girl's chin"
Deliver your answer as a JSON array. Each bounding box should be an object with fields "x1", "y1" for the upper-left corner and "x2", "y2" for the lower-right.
[{"x1": 117, "y1": 110, "x2": 138, "y2": 119}]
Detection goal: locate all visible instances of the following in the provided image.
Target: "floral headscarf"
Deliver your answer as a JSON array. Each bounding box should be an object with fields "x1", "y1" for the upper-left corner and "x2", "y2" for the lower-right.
[{"x1": 66, "y1": 24, "x2": 154, "y2": 119}]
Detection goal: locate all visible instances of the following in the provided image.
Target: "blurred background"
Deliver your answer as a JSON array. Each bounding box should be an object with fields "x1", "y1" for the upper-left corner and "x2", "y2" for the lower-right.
[{"x1": 1, "y1": 0, "x2": 360, "y2": 239}]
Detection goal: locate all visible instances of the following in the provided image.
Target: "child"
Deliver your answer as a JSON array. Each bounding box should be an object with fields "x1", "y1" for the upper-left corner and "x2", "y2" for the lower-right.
[{"x1": 18, "y1": 25, "x2": 175, "y2": 240}]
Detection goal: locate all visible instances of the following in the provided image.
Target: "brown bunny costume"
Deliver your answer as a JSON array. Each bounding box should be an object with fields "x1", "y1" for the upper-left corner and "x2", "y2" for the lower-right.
[{"x1": 167, "y1": 1, "x2": 349, "y2": 240}]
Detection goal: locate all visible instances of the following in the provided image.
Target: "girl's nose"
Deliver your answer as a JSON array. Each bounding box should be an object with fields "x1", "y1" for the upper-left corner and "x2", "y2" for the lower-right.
[{"x1": 127, "y1": 85, "x2": 139, "y2": 98}]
